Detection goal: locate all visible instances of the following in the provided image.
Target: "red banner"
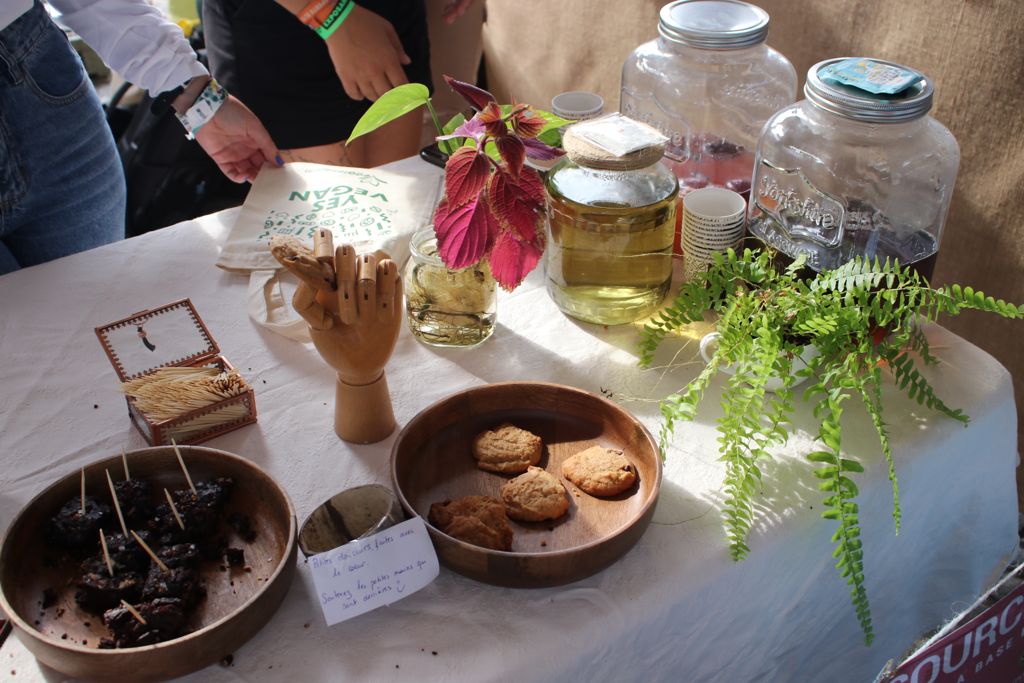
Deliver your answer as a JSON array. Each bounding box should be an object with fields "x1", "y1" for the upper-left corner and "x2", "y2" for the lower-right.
[{"x1": 887, "y1": 577, "x2": 1024, "y2": 683}]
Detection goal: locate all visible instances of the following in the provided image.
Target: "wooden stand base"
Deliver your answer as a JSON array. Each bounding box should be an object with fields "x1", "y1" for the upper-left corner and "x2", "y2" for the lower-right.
[{"x1": 334, "y1": 372, "x2": 396, "y2": 444}]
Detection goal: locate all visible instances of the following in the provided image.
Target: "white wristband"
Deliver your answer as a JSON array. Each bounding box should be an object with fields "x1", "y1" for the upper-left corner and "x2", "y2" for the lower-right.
[{"x1": 175, "y1": 78, "x2": 228, "y2": 139}]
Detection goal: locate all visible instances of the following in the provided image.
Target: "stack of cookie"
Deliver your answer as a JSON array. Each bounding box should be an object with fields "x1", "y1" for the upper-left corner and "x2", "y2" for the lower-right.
[{"x1": 427, "y1": 424, "x2": 638, "y2": 552}]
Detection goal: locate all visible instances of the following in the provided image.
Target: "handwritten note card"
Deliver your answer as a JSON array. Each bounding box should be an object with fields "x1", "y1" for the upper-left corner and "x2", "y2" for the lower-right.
[{"x1": 308, "y1": 516, "x2": 440, "y2": 625}]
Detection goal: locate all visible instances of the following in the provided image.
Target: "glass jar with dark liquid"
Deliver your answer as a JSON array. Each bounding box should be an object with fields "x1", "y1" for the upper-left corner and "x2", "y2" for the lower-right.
[
  {"x1": 747, "y1": 58, "x2": 960, "y2": 280},
  {"x1": 544, "y1": 115, "x2": 678, "y2": 325}
]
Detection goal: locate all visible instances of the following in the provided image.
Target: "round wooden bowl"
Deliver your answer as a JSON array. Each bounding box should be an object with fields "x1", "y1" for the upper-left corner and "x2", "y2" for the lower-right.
[
  {"x1": 391, "y1": 381, "x2": 661, "y2": 587},
  {"x1": 0, "y1": 446, "x2": 297, "y2": 682}
]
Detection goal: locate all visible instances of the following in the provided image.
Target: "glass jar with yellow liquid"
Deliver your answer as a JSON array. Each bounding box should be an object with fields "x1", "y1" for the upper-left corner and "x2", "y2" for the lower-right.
[{"x1": 544, "y1": 114, "x2": 678, "y2": 325}]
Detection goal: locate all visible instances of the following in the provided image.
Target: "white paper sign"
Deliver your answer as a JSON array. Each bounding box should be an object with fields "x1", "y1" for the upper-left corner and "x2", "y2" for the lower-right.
[{"x1": 308, "y1": 516, "x2": 440, "y2": 625}]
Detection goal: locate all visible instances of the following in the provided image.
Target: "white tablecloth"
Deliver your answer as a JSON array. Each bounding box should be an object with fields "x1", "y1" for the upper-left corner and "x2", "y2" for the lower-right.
[{"x1": 0, "y1": 159, "x2": 1018, "y2": 682}]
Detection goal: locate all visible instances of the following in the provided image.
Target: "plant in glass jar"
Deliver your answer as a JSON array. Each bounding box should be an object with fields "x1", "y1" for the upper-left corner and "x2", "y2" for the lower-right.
[
  {"x1": 638, "y1": 248, "x2": 1024, "y2": 644},
  {"x1": 349, "y1": 76, "x2": 570, "y2": 290}
]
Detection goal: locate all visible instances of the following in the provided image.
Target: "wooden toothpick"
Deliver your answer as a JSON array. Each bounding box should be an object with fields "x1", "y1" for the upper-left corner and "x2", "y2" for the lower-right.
[
  {"x1": 171, "y1": 439, "x2": 196, "y2": 495},
  {"x1": 121, "y1": 448, "x2": 131, "y2": 481},
  {"x1": 130, "y1": 530, "x2": 169, "y2": 572},
  {"x1": 164, "y1": 488, "x2": 185, "y2": 531},
  {"x1": 99, "y1": 529, "x2": 114, "y2": 577},
  {"x1": 80, "y1": 469, "x2": 86, "y2": 515},
  {"x1": 119, "y1": 600, "x2": 147, "y2": 625},
  {"x1": 105, "y1": 470, "x2": 128, "y2": 537}
]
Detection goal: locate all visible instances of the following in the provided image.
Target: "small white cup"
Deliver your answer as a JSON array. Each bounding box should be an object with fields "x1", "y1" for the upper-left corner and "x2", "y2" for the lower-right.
[
  {"x1": 551, "y1": 91, "x2": 605, "y2": 122},
  {"x1": 699, "y1": 331, "x2": 817, "y2": 393},
  {"x1": 682, "y1": 187, "x2": 747, "y2": 281}
]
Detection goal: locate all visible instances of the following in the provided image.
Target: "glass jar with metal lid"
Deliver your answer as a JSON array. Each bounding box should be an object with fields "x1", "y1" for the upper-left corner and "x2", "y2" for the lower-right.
[
  {"x1": 620, "y1": 0, "x2": 797, "y2": 198},
  {"x1": 544, "y1": 114, "x2": 678, "y2": 325},
  {"x1": 747, "y1": 57, "x2": 960, "y2": 279}
]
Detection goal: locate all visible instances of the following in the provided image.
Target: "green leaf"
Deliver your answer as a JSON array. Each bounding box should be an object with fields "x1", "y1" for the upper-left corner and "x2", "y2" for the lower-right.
[
  {"x1": 347, "y1": 84, "x2": 431, "y2": 144},
  {"x1": 442, "y1": 112, "x2": 466, "y2": 136},
  {"x1": 806, "y1": 451, "x2": 838, "y2": 464},
  {"x1": 532, "y1": 109, "x2": 574, "y2": 136}
]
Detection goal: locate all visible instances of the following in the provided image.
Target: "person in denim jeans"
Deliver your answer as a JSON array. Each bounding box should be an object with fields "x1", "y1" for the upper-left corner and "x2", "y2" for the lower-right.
[{"x1": 0, "y1": 0, "x2": 280, "y2": 275}]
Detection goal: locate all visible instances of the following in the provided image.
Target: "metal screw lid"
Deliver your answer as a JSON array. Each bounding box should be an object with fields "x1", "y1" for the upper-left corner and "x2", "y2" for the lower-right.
[
  {"x1": 658, "y1": 0, "x2": 770, "y2": 50},
  {"x1": 805, "y1": 57, "x2": 934, "y2": 123}
]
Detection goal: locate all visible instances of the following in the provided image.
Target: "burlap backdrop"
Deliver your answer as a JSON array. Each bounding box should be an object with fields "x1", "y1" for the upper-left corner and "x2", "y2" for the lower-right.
[{"x1": 483, "y1": 0, "x2": 1024, "y2": 493}]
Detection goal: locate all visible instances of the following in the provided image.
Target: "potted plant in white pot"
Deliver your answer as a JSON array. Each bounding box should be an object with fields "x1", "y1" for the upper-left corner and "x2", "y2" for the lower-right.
[{"x1": 639, "y1": 247, "x2": 1024, "y2": 644}]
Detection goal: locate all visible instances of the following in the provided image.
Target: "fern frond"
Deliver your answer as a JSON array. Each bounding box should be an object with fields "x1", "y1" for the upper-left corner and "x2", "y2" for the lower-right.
[
  {"x1": 812, "y1": 396, "x2": 874, "y2": 645},
  {"x1": 858, "y1": 364, "x2": 901, "y2": 533},
  {"x1": 657, "y1": 362, "x2": 719, "y2": 457},
  {"x1": 717, "y1": 328, "x2": 784, "y2": 560},
  {"x1": 639, "y1": 276, "x2": 719, "y2": 367}
]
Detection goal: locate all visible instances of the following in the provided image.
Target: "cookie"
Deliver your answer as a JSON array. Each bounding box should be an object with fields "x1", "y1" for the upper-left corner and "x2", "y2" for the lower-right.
[
  {"x1": 472, "y1": 423, "x2": 542, "y2": 474},
  {"x1": 427, "y1": 496, "x2": 513, "y2": 551},
  {"x1": 501, "y1": 466, "x2": 570, "y2": 522},
  {"x1": 561, "y1": 446, "x2": 637, "y2": 497}
]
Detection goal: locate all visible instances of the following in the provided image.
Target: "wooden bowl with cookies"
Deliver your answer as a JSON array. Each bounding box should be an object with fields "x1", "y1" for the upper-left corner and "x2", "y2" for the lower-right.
[{"x1": 390, "y1": 381, "x2": 661, "y2": 587}]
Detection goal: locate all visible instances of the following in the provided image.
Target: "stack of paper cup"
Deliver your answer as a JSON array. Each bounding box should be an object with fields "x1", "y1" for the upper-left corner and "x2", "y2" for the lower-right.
[{"x1": 681, "y1": 187, "x2": 747, "y2": 282}]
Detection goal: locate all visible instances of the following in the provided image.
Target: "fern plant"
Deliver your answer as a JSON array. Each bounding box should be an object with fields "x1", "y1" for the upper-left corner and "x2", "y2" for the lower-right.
[{"x1": 639, "y1": 248, "x2": 1024, "y2": 645}]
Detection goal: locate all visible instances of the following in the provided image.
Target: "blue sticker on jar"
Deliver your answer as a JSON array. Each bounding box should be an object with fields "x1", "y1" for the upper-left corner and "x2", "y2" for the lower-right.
[{"x1": 819, "y1": 58, "x2": 923, "y2": 95}]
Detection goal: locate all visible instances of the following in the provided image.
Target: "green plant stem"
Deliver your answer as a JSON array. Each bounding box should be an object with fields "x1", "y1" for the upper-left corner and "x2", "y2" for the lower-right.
[{"x1": 425, "y1": 100, "x2": 456, "y2": 156}]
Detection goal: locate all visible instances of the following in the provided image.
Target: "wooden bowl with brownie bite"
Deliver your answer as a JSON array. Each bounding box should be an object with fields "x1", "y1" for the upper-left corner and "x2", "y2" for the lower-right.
[
  {"x1": 0, "y1": 445, "x2": 297, "y2": 682},
  {"x1": 391, "y1": 381, "x2": 661, "y2": 587}
]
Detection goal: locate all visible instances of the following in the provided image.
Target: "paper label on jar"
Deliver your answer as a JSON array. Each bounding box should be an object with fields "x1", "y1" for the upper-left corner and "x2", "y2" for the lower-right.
[
  {"x1": 573, "y1": 112, "x2": 670, "y2": 158},
  {"x1": 818, "y1": 58, "x2": 923, "y2": 95},
  {"x1": 620, "y1": 94, "x2": 691, "y2": 161},
  {"x1": 753, "y1": 161, "x2": 845, "y2": 248}
]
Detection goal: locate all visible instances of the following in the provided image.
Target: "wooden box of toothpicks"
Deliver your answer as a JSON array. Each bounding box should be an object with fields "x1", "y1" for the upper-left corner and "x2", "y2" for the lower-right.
[{"x1": 94, "y1": 298, "x2": 257, "y2": 446}]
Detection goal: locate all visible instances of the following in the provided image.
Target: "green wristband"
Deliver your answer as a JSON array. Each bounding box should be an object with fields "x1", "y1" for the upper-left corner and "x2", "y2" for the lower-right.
[{"x1": 315, "y1": 0, "x2": 354, "y2": 40}]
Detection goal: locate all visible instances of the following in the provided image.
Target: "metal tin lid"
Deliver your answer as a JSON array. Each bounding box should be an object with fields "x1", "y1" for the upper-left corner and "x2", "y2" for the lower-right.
[
  {"x1": 658, "y1": 0, "x2": 770, "y2": 50},
  {"x1": 805, "y1": 57, "x2": 934, "y2": 123},
  {"x1": 95, "y1": 299, "x2": 219, "y2": 382}
]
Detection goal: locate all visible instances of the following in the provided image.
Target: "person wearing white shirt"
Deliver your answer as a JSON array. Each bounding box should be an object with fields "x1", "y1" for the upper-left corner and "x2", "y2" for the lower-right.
[{"x1": 0, "y1": 0, "x2": 282, "y2": 274}]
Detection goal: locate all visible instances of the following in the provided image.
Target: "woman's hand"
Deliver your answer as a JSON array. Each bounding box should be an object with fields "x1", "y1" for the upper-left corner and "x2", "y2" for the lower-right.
[{"x1": 325, "y1": 4, "x2": 410, "y2": 101}]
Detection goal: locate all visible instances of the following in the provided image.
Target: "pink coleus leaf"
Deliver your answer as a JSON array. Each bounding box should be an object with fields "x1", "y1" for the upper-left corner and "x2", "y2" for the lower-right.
[
  {"x1": 494, "y1": 136, "x2": 525, "y2": 177},
  {"x1": 443, "y1": 75, "x2": 496, "y2": 112},
  {"x1": 522, "y1": 137, "x2": 566, "y2": 161},
  {"x1": 433, "y1": 196, "x2": 498, "y2": 270},
  {"x1": 444, "y1": 147, "x2": 491, "y2": 208},
  {"x1": 488, "y1": 230, "x2": 544, "y2": 291},
  {"x1": 487, "y1": 169, "x2": 544, "y2": 243},
  {"x1": 511, "y1": 108, "x2": 546, "y2": 139},
  {"x1": 436, "y1": 116, "x2": 486, "y2": 144}
]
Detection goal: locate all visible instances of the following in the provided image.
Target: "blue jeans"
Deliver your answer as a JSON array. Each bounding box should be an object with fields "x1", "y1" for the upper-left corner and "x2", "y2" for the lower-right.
[{"x1": 0, "y1": 1, "x2": 125, "y2": 275}]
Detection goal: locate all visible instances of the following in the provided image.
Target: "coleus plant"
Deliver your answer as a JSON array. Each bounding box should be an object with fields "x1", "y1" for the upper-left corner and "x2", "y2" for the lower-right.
[{"x1": 348, "y1": 77, "x2": 571, "y2": 290}]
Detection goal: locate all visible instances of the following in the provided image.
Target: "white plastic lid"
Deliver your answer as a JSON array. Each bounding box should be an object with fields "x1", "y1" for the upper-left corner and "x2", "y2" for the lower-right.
[{"x1": 551, "y1": 91, "x2": 605, "y2": 121}]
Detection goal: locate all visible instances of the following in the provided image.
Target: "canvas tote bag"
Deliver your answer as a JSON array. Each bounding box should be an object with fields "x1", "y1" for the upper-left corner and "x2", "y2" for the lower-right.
[{"x1": 216, "y1": 160, "x2": 443, "y2": 341}]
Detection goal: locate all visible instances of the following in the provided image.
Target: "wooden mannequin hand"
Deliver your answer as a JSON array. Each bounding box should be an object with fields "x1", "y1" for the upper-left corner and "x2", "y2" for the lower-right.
[
  {"x1": 271, "y1": 231, "x2": 402, "y2": 386},
  {"x1": 271, "y1": 230, "x2": 402, "y2": 443}
]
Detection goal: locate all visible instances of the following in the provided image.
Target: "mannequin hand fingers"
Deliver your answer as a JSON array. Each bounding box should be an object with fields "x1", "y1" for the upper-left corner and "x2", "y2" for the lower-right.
[
  {"x1": 357, "y1": 252, "x2": 379, "y2": 322},
  {"x1": 376, "y1": 259, "x2": 399, "y2": 322},
  {"x1": 335, "y1": 244, "x2": 359, "y2": 324},
  {"x1": 293, "y1": 282, "x2": 334, "y2": 330}
]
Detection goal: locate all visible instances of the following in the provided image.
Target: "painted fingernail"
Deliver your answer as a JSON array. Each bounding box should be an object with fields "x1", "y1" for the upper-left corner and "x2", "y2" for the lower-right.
[{"x1": 275, "y1": 154, "x2": 285, "y2": 166}]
